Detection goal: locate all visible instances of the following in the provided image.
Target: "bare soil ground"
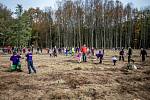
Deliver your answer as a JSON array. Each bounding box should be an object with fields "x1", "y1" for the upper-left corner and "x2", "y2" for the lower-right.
[{"x1": 0, "y1": 50, "x2": 150, "y2": 100}]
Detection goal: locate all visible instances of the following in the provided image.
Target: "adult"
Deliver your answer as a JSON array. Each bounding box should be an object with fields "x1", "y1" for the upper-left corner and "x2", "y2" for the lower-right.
[
  {"x1": 53, "y1": 46, "x2": 57, "y2": 57},
  {"x1": 140, "y1": 48, "x2": 147, "y2": 62},
  {"x1": 81, "y1": 44, "x2": 87, "y2": 62},
  {"x1": 128, "y1": 47, "x2": 132, "y2": 63},
  {"x1": 119, "y1": 48, "x2": 124, "y2": 61}
]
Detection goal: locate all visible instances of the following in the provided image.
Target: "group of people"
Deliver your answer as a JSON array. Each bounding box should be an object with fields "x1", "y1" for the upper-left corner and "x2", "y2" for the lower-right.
[
  {"x1": 119, "y1": 47, "x2": 147, "y2": 62},
  {"x1": 2, "y1": 46, "x2": 22, "y2": 54},
  {"x1": 1, "y1": 46, "x2": 33, "y2": 54},
  {"x1": 9, "y1": 49, "x2": 36, "y2": 74},
  {"x1": 6, "y1": 44, "x2": 148, "y2": 74},
  {"x1": 118, "y1": 47, "x2": 148, "y2": 69},
  {"x1": 75, "y1": 45, "x2": 148, "y2": 66}
]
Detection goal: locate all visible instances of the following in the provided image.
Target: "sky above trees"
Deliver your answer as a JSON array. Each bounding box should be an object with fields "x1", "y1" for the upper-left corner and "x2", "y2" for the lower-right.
[{"x1": 1, "y1": 0, "x2": 150, "y2": 12}]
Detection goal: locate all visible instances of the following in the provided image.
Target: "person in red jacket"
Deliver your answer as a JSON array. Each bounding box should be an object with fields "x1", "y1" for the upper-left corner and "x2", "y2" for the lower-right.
[{"x1": 81, "y1": 44, "x2": 87, "y2": 62}]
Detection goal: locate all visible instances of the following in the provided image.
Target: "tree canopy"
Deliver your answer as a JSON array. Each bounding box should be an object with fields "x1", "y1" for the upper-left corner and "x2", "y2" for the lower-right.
[{"x1": 0, "y1": 0, "x2": 150, "y2": 49}]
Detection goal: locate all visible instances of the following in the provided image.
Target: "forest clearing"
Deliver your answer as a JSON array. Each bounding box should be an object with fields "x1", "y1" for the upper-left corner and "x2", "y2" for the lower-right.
[
  {"x1": 0, "y1": 0, "x2": 150, "y2": 99},
  {"x1": 0, "y1": 50, "x2": 150, "y2": 100}
]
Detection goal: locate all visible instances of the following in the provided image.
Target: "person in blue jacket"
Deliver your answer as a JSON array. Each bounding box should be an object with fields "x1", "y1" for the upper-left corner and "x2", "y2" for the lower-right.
[
  {"x1": 96, "y1": 50, "x2": 104, "y2": 64},
  {"x1": 10, "y1": 52, "x2": 22, "y2": 72},
  {"x1": 26, "y1": 49, "x2": 36, "y2": 74}
]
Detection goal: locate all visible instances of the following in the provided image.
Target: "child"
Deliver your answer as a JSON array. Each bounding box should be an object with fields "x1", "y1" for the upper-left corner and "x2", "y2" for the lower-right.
[
  {"x1": 16, "y1": 52, "x2": 22, "y2": 71},
  {"x1": 47, "y1": 48, "x2": 50, "y2": 54},
  {"x1": 10, "y1": 52, "x2": 22, "y2": 72},
  {"x1": 76, "y1": 51, "x2": 82, "y2": 63},
  {"x1": 65, "y1": 47, "x2": 69, "y2": 56},
  {"x1": 22, "y1": 47, "x2": 26, "y2": 54},
  {"x1": 81, "y1": 44, "x2": 87, "y2": 62},
  {"x1": 26, "y1": 49, "x2": 36, "y2": 74},
  {"x1": 96, "y1": 50, "x2": 103, "y2": 64},
  {"x1": 53, "y1": 46, "x2": 57, "y2": 57},
  {"x1": 112, "y1": 56, "x2": 117, "y2": 66},
  {"x1": 99, "y1": 51, "x2": 103, "y2": 64},
  {"x1": 91, "y1": 47, "x2": 94, "y2": 56},
  {"x1": 77, "y1": 47, "x2": 80, "y2": 53},
  {"x1": 58, "y1": 48, "x2": 62, "y2": 54},
  {"x1": 96, "y1": 50, "x2": 100, "y2": 60},
  {"x1": 49, "y1": 49, "x2": 53, "y2": 57},
  {"x1": 72, "y1": 47, "x2": 75, "y2": 56},
  {"x1": 87, "y1": 47, "x2": 90, "y2": 55}
]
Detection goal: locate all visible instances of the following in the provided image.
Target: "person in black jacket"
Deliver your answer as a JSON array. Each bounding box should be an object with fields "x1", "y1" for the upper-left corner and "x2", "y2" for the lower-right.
[
  {"x1": 53, "y1": 46, "x2": 57, "y2": 57},
  {"x1": 128, "y1": 47, "x2": 132, "y2": 63},
  {"x1": 119, "y1": 48, "x2": 124, "y2": 61},
  {"x1": 140, "y1": 48, "x2": 147, "y2": 62}
]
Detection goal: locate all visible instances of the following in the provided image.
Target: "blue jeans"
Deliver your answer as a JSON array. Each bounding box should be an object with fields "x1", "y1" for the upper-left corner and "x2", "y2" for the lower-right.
[
  {"x1": 27, "y1": 60, "x2": 36, "y2": 74},
  {"x1": 65, "y1": 52, "x2": 68, "y2": 56}
]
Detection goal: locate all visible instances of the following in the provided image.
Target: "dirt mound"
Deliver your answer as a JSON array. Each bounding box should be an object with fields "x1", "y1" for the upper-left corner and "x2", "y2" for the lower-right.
[{"x1": 73, "y1": 67, "x2": 82, "y2": 70}]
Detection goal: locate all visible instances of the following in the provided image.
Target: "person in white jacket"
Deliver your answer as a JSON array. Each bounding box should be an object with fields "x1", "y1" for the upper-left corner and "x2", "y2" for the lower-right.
[{"x1": 112, "y1": 56, "x2": 117, "y2": 66}]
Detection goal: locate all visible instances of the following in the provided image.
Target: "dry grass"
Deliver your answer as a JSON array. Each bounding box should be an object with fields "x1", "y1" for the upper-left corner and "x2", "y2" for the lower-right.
[{"x1": 0, "y1": 50, "x2": 150, "y2": 100}]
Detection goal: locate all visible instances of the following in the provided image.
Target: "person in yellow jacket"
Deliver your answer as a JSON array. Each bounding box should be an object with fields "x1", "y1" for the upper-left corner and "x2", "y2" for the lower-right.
[{"x1": 72, "y1": 47, "x2": 75, "y2": 56}]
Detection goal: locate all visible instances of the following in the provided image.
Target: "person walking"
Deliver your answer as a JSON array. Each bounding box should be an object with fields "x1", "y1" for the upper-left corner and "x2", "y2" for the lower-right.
[{"x1": 140, "y1": 48, "x2": 147, "y2": 62}]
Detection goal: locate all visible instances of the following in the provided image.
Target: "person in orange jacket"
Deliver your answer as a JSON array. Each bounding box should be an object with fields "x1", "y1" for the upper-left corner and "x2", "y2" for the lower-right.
[{"x1": 81, "y1": 44, "x2": 87, "y2": 62}]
